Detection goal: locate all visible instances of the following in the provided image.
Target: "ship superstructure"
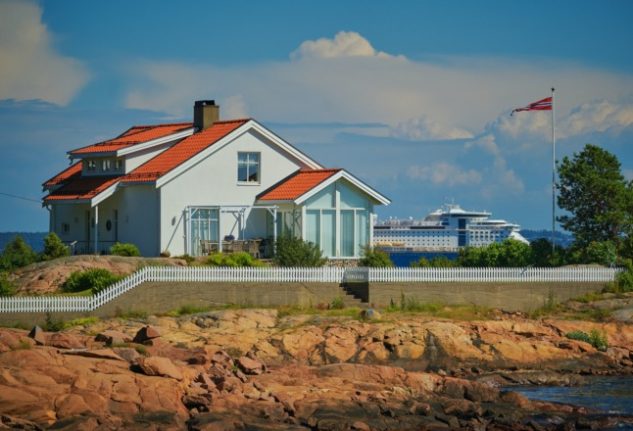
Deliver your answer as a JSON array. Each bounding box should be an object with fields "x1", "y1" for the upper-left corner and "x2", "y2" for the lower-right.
[{"x1": 373, "y1": 204, "x2": 528, "y2": 250}]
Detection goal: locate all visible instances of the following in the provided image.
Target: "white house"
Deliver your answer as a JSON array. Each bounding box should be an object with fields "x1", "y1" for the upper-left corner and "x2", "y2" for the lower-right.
[{"x1": 43, "y1": 100, "x2": 390, "y2": 258}]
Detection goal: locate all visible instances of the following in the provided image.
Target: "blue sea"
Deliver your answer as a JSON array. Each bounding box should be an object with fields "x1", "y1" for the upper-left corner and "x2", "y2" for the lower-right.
[
  {"x1": 388, "y1": 251, "x2": 459, "y2": 267},
  {"x1": 512, "y1": 376, "x2": 633, "y2": 429}
]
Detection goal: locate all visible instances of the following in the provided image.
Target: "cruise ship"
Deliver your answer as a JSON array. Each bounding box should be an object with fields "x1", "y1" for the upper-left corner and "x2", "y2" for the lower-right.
[{"x1": 373, "y1": 204, "x2": 528, "y2": 251}]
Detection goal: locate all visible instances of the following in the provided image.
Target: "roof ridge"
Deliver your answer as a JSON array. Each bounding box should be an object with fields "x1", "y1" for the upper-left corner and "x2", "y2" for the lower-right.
[{"x1": 131, "y1": 121, "x2": 193, "y2": 128}]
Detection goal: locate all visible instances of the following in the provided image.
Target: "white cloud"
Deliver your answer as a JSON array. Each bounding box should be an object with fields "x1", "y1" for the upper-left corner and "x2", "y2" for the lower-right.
[
  {"x1": 0, "y1": 0, "x2": 89, "y2": 105},
  {"x1": 290, "y1": 31, "x2": 398, "y2": 60},
  {"x1": 407, "y1": 162, "x2": 482, "y2": 186},
  {"x1": 123, "y1": 31, "x2": 633, "y2": 136},
  {"x1": 391, "y1": 116, "x2": 473, "y2": 140},
  {"x1": 560, "y1": 100, "x2": 633, "y2": 138}
]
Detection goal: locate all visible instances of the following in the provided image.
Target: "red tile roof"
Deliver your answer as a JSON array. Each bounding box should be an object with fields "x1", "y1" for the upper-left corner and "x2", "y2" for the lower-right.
[
  {"x1": 69, "y1": 122, "x2": 193, "y2": 155},
  {"x1": 44, "y1": 119, "x2": 249, "y2": 201},
  {"x1": 43, "y1": 176, "x2": 119, "y2": 202},
  {"x1": 123, "y1": 119, "x2": 248, "y2": 183},
  {"x1": 43, "y1": 162, "x2": 82, "y2": 188},
  {"x1": 257, "y1": 169, "x2": 341, "y2": 201}
]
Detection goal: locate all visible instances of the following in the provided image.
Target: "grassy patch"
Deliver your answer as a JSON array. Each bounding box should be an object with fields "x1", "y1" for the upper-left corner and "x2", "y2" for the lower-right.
[
  {"x1": 165, "y1": 304, "x2": 214, "y2": 317},
  {"x1": 381, "y1": 292, "x2": 494, "y2": 320},
  {"x1": 63, "y1": 316, "x2": 99, "y2": 328},
  {"x1": 566, "y1": 329, "x2": 609, "y2": 351},
  {"x1": 115, "y1": 309, "x2": 149, "y2": 320}
]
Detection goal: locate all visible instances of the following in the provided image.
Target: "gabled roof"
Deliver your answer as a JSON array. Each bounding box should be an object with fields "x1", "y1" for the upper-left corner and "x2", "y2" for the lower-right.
[
  {"x1": 43, "y1": 119, "x2": 249, "y2": 204},
  {"x1": 257, "y1": 168, "x2": 391, "y2": 205},
  {"x1": 43, "y1": 162, "x2": 82, "y2": 189},
  {"x1": 122, "y1": 119, "x2": 249, "y2": 183},
  {"x1": 257, "y1": 169, "x2": 341, "y2": 201},
  {"x1": 43, "y1": 175, "x2": 119, "y2": 203},
  {"x1": 68, "y1": 122, "x2": 193, "y2": 156}
]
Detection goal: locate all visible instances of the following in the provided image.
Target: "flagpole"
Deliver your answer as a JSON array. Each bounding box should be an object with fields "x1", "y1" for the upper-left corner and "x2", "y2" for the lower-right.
[{"x1": 551, "y1": 87, "x2": 556, "y2": 253}]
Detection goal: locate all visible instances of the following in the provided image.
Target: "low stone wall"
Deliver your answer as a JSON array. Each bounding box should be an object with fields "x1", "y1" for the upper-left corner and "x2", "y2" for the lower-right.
[
  {"x1": 0, "y1": 280, "x2": 607, "y2": 327},
  {"x1": 365, "y1": 282, "x2": 605, "y2": 312},
  {"x1": 0, "y1": 282, "x2": 343, "y2": 327}
]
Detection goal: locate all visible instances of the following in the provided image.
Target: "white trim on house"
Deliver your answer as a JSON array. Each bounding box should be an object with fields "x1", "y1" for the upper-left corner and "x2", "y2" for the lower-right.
[
  {"x1": 90, "y1": 182, "x2": 119, "y2": 207},
  {"x1": 68, "y1": 128, "x2": 195, "y2": 159},
  {"x1": 295, "y1": 171, "x2": 391, "y2": 206},
  {"x1": 156, "y1": 120, "x2": 323, "y2": 188},
  {"x1": 117, "y1": 128, "x2": 195, "y2": 156}
]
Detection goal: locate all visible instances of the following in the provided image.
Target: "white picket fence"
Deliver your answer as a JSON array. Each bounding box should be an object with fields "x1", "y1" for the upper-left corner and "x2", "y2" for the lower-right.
[{"x1": 0, "y1": 266, "x2": 620, "y2": 313}]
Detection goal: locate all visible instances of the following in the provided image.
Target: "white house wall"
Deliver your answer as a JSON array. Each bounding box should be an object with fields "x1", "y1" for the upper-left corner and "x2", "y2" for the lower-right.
[
  {"x1": 50, "y1": 203, "x2": 91, "y2": 251},
  {"x1": 159, "y1": 130, "x2": 308, "y2": 256}
]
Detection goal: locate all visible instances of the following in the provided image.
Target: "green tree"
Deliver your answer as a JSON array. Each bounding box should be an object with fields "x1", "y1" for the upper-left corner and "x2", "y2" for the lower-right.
[
  {"x1": 41, "y1": 232, "x2": 70, "y2": 261},
  {"x1": 557, "y1": 144, "x2": 633, "y2": 254},
  {"x1": 274, "y1": 236, "x2": 326, "y2": 267},
  {"x1": 0, "y1": 236, "x2": 37, "y2": 270}
]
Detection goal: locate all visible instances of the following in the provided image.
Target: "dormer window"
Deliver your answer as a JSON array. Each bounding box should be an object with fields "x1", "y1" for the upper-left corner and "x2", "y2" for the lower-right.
[
  {"x1": 115, "y1": 159, "x2": 123, "y2": 170},
  {"x1": 237, "y1": 152, "x2": 260, "y2": 183},
  {"x1": 102, "y1": 159, "x2": 112, "y2": 171},
  {"x1": 87, "y1": 160, "x2": 96, "y2": 171}
]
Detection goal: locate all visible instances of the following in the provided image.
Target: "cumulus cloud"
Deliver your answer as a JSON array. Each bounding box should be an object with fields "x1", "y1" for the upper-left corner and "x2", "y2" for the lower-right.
[
  {"x1": 391, "y1": 116, "x2": 473, "y2": 140},
  {"x1": 290, "y1": 31, "x2": 398, "y2": 60},
  {"x1": 407, "y1": 162, "x2": 482, "y2": 186},
  {"x1": 0, "y1": 0, "x2": 89, "y2": 105},
  {"x1": 123, "y1": 31, "x2": 633, "y2": 137},
  {"x1": 560, "y1": 100, "x2": 633, "y2": 138}
]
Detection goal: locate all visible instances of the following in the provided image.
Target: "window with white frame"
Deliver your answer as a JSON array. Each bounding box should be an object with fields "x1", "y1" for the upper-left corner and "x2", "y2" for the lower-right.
[
  {"x1": 102, "y1": 159, "x2": 112, "y2": 171},
  {"x1": 86, "y1": 160, "x2": 97, "y2": 172},
  {"x1": 237, "y1": 152, "x2": 260, "y2": 183}
]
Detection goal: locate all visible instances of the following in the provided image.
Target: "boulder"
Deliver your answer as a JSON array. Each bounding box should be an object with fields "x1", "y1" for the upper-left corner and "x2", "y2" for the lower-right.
[
  {"x1": 236, "y1": 356, "x2": 265, "y2": 375},
  {"x1": 132, "y1": 325, "x2": 162, "y2": 344},
  {"x1": 360, "y1": 308, "x2": 382, "y2": 320},
  {"x1": 47, "y1": 333, "x2": 84, "y2": 349},
  {"x1": 136, "y1": 356, "x2": 183, "y2": 380},
  {"x1": 63, "y1": 349, "x2": 125, "y2": 361},
  {"x1": 28, "y1": 326, "x2": 47, "y2": 346},
  {"x1": 94, "y1": 330, "x2": 132, "y2": 346},
  {"x1": 112, "y1": 347, "x2": 141, "y2": 363}
]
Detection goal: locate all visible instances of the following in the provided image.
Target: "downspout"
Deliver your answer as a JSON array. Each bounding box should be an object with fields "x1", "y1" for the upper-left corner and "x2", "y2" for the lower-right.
[{"x1": 94, "y1": 204, "x2": 99, "y2": 254}]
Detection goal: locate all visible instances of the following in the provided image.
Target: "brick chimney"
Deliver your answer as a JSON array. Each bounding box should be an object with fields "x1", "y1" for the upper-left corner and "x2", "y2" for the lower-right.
[{"x1": 193, "y1": 100, "x2": 219, "y2": 130}]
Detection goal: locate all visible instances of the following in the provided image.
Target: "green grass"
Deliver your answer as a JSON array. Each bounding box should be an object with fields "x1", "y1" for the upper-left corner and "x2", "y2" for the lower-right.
[
  {"x1": 63, "y1": 316, "x2": 99, "y2": 328},
  {"x1": 114, "y1": 309, "x2": 149, "y2": 320},
  {"x1": 381, "y1": 293, "x2": 494, "y2": 320},
  {"x1": 566, "y1": 329, "x2": 609, "y2": 351},
  {"x1": 165, "y1": 304, "x2": 214, "y2": 317}
]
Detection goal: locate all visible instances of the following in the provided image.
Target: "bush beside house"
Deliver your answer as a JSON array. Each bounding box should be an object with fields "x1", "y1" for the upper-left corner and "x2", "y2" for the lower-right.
[
  {"x1": 110, "y1": 242, "x2": 141, "y2": 257},
  {"x1": 274, "y1": 236, "x2": 326, "y2": 267}
]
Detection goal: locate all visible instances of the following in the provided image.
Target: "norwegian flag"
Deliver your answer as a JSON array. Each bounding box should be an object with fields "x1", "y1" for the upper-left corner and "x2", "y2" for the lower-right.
[{"x1": 511, "y1": 97, "x2": 552, "y2": 116}]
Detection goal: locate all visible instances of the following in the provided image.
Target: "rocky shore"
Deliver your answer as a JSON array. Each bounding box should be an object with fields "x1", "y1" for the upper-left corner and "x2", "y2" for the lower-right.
[{"x1": 1, "y1": 309, "x2": 633, "y2": 430}]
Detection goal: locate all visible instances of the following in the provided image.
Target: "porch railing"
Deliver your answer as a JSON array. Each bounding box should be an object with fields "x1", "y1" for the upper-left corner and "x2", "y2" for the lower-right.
[{"x1": 0, "y1": 266, "x2": 620, "y2": 313}]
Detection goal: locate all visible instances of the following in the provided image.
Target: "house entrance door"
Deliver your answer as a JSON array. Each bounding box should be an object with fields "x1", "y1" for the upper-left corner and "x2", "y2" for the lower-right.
[{"x1": 190, "y1": 208, "x2": 219, "y2": 255}]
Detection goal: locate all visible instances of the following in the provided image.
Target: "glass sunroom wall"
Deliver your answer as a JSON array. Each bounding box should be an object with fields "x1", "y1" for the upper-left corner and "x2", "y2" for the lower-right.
[
  {"x1": 339, "y1": 181, "x2": 372, "y2": 257},
  {"x1": 190, "y1": 208, "x2": 219, "y2": 255}
]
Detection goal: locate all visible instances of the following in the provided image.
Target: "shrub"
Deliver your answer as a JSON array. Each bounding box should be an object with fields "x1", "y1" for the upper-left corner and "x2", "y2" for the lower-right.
[
  {"x1": 62, "y1": 268, "x2": 122, "y2": 293},
  {"x1": 206, "y1": 252, "x2": 265, "y2": 267},
  {"x1": 330, "y1": 296, "x2": 345, "y2": 309},
  {"x1": 0, "y1": 272, "x2": 15, "y2": 296},
  {"x1": 160, "y1": 250, "x2": 171, "y2": 258},
  {"x1": 274, "y1": 236, "x2": 326, "y2": 267},
  {"x1": 174, "y1": 254, "x2": 196, "y2": 265},
  {"x1": 458, "y1": 239, "x2": 531, "y2": 267},
  {"x1": 110, "y1": 242, "x2": 141, "y2": 257},
  {"x1": 615, "y1": 261, "x2": 633, "y2": 292},
  {"x1": 582, "y1": 241, "x2": 618, "y2": 266},
  {"x1": 413, "y1": 255, "x2": 457, "y2": 268},
  {"x1": 566, "y1": 329, "x2": 608, "y2": 351},
  {"x1": 0, "y1": 236, "x2": 37, "y2": 270},
  {"x1": 40, "y1": 232, "x2": 69, "y2": 261},
  {"x1": 359, "y1": 247, "x2": 393, "y2": 267}
]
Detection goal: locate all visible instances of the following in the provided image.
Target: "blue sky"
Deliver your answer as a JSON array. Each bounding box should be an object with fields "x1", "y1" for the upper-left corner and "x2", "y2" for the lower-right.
[{"x1": 1, "y1": 0, "x2": 632, "y2": 231}]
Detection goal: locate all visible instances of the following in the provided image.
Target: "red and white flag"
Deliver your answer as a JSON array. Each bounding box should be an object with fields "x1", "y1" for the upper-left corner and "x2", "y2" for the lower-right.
[{"x1": 511, "y1": 97, "x2": 552, "y2": 116}]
